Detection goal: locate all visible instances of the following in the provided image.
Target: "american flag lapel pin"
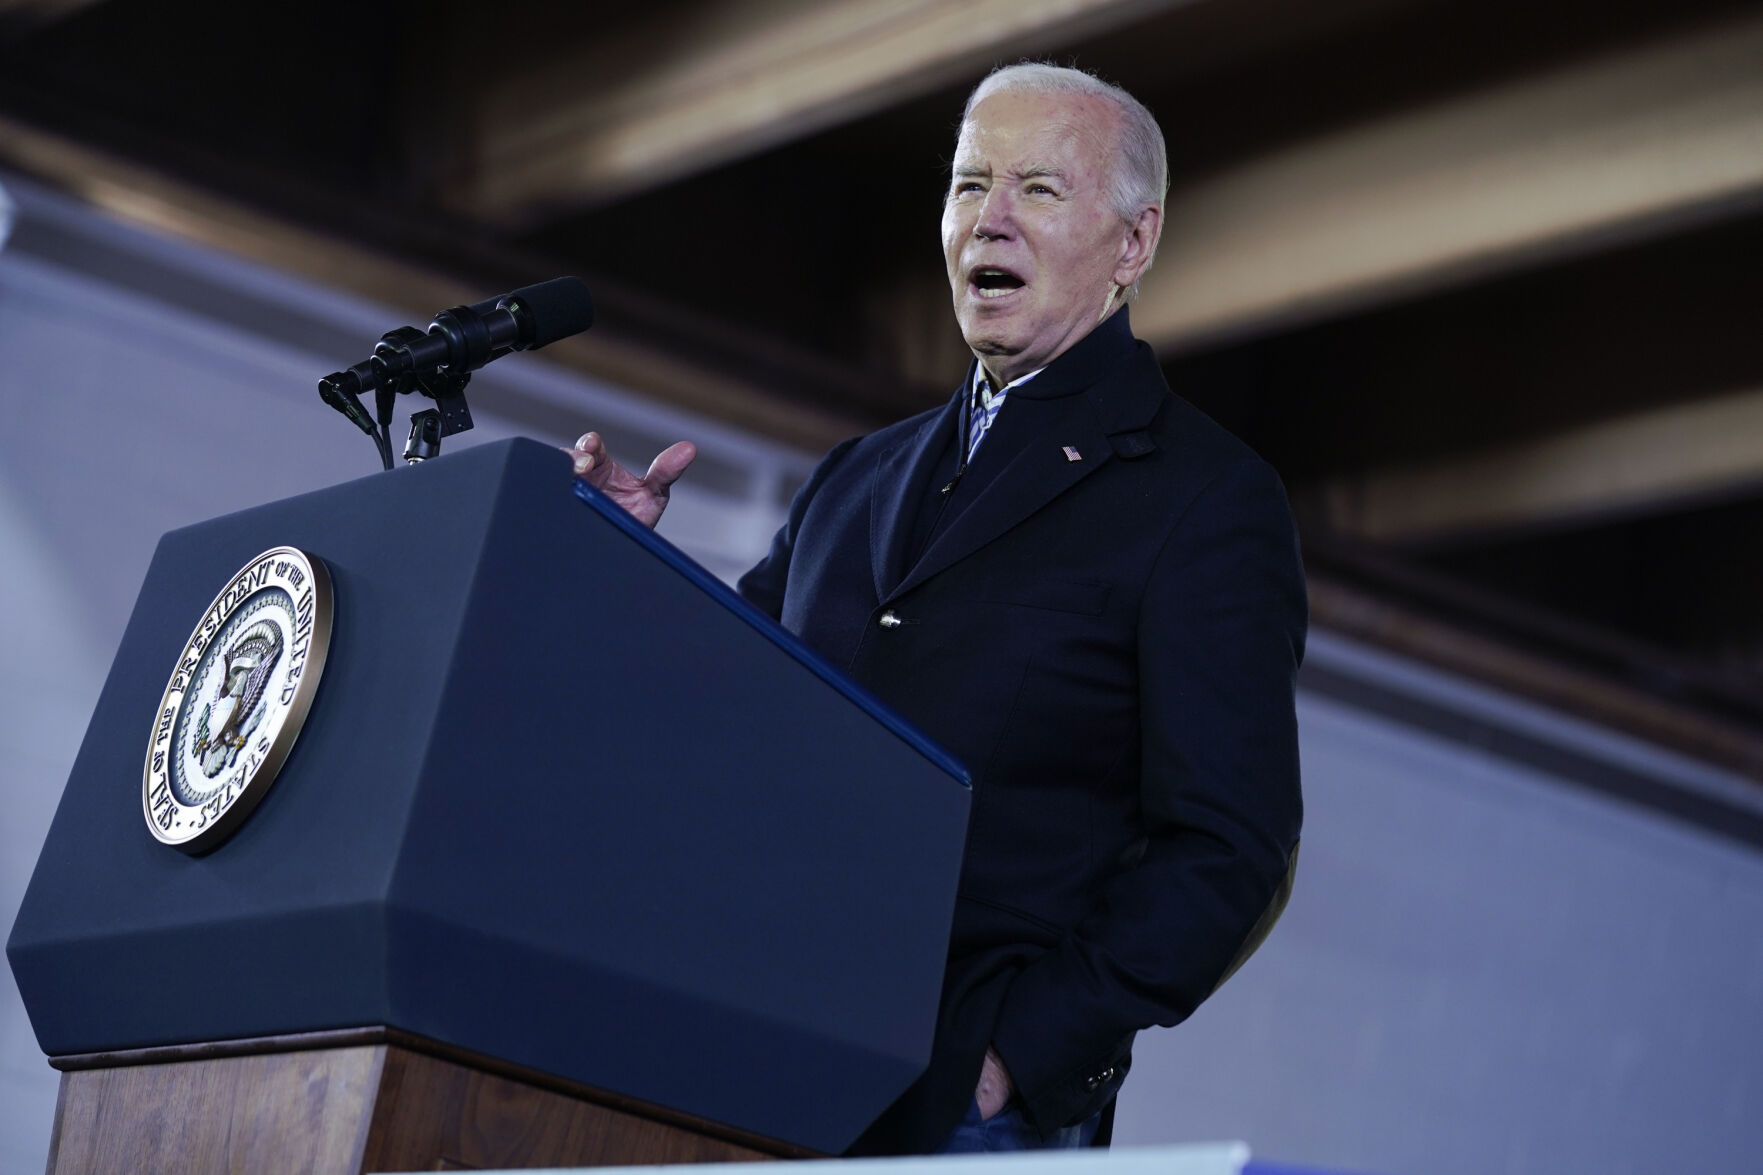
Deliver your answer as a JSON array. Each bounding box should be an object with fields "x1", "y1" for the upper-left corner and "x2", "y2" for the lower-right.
[{"x1": 1062, "y1": 445, "x2": 1083, "y2": 462}]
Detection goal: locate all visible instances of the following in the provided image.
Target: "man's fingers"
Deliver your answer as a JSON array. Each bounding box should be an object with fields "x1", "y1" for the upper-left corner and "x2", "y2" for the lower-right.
[
  {"x1": 566, "y1": 431, "x2": 603, "y2": 476},
  {"x1": 563, "y1": 430, "x2": 695, "y2": 528},
  {"x1": 645, "y1": 441, "x2": 697, "y2": 491}
]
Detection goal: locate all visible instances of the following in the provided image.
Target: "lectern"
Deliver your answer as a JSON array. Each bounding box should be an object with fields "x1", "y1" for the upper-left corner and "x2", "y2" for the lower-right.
[{"x1": 8, "y1": 438, "x2": 971, "y2": 1172}]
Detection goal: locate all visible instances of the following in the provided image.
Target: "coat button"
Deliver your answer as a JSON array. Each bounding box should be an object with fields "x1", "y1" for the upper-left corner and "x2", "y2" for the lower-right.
[
  {"x1": 1085, "y1": 1066, "x2": 1116, "y2": 1091},
  {"x1": 878, "y1": 609, "x2": 902, "y2": 629}
]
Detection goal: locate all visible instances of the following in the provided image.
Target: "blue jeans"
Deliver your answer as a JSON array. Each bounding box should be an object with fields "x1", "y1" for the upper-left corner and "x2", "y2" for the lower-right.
[{"x1": 936, "y1": 1097, "x2": 1102, "y2": 1153}]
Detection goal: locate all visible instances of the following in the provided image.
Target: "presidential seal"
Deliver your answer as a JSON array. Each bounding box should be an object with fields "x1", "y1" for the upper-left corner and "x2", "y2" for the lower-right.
[{"x1": 142, "y1": 547, "x2": 334, "y2": 853}]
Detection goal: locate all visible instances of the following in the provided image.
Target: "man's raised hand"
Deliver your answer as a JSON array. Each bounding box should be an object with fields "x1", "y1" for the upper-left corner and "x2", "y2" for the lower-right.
[{"x1": 565, "y1": 431, "x2": 697, "y2": 530}]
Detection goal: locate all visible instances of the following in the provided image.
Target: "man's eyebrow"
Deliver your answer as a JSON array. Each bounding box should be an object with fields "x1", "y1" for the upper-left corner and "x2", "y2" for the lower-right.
[{"x1": 948, "y1": 162, "x2": 1069, "y2": 183}]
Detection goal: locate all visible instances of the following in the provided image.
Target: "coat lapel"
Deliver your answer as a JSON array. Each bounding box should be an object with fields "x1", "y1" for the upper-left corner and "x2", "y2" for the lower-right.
[
  {"x1": 887, "y1": 396, "x2": 1112, "y2": 600},
  {"x1": 871, "y1": 311, "x2": 1171, "y2": 604},
  {"x1": 870, "y1": 390, "x2": 964, "y2": 601}
]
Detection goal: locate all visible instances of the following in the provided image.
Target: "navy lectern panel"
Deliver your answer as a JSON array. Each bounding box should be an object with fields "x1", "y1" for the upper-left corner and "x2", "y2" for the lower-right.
[{"x1": 7, "y1": 438, "x2": 970, "y2": 1153}]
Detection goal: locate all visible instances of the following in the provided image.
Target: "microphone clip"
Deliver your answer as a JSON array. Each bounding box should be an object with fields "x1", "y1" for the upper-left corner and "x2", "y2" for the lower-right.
[
  {"x1": 377, "y1": 326, "x2": 477, "y2": 466},
  {"x1": 319, "y1": 324, "x2": 479, "y2": 470},
  {"x1": 398, "y1": 374, "x2": 475, "y2": 465}
]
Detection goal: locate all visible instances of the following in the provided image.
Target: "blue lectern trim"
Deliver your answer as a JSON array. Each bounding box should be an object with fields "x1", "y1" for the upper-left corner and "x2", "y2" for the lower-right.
[{"x1": 572, "y1": 477, "x2": 970, "y2": 786}]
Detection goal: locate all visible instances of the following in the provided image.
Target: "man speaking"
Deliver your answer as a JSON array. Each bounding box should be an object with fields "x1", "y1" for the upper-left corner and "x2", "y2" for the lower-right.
[{"x1": 569, "y1": 63, "x2": 1306, "y2": 1155}]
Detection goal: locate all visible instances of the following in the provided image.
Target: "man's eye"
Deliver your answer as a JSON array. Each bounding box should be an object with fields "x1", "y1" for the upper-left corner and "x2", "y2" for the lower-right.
[
  {"x1": 954, "y1": 181, "x2": 984, "y2": 195},
  {"x1": 1028, "y1": 183, "x2": 1056, "y2": 196}
]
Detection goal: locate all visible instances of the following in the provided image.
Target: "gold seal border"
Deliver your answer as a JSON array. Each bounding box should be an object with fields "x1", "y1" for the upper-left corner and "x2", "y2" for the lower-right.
[{"x1": 141, "y1": 546, "x2": 335, "y2": 854}]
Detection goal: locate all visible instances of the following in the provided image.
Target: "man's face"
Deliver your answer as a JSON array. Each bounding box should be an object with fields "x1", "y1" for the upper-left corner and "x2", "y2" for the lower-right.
[{"x1": 941, "y1": 88, "x2": 1158, "y2": 386}]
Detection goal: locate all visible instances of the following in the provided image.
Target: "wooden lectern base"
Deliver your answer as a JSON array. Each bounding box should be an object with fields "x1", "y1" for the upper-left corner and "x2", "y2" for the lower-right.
[{"x1": 45, "y1": 1028, "x2": 818, "y2": 1173}]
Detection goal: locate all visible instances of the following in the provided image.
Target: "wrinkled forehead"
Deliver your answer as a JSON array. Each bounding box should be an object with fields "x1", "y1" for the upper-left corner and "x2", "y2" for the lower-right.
[{"x1": 952, "y1": 89, "x2": 1121, "y2": 176}]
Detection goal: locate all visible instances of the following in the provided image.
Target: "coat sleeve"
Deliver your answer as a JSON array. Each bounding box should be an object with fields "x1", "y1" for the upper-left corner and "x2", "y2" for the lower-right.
[
  {"x1": 988, "y1": 455, "x2": 1308, "y2": 1129},
  {"x1": 736, "y1": 436, "x2": 862, "y2": 621}
]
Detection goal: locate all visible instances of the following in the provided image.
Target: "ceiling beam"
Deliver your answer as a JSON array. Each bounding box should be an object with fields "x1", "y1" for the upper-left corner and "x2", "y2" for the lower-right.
[
  {"x1": 0, "y1": 114, "x2": 869, "y2": 453},
  {"x1": 1136, "y1": 10, "x2": 1763, "y2": 353},
  {"x1": 449, "y1": 0, "x2": 1190, "y2": 222},
  {"x1": 1304, "y1": 387, "x2": 1763, "y2": 545},
  {"x1": 1308, "y1": 574, "x2": 1763, "y2": 784}
]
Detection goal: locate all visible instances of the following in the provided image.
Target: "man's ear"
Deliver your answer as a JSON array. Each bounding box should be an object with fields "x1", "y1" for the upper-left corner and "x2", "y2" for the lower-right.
[{"x1": 1114, "y1": 204, "x2": 1163, "y2": 289}]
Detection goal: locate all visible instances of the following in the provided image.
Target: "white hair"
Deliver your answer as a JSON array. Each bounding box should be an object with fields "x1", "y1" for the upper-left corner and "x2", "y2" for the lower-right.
[{"x1": 960, "y1": 62, "x2": 1169, "y2": 226}]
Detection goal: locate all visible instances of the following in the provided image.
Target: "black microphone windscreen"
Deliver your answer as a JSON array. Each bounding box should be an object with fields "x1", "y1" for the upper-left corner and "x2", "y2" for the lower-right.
[{"x1": 505, "y1": 277, "x2": 595, "y2": 349}]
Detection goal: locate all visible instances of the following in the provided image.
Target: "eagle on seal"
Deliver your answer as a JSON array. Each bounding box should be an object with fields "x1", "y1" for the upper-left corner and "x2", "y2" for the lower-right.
[{"x1": 195, "y1": 620, "x2": 284, "y2": 776}]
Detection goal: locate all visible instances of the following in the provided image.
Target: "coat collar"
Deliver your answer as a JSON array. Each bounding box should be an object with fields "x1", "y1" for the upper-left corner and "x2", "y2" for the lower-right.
[
  {"x1": 871, "y1": 308, "x2": 1170, "y2": 602},
  {"x1": 993, "y1": 303, "x2": 1136, "y2": 401}
]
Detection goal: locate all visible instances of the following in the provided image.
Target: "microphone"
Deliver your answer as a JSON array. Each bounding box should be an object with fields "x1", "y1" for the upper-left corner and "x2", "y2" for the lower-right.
[{"x1": 321, "y1": 276, "x2": 595, "y2": 399}]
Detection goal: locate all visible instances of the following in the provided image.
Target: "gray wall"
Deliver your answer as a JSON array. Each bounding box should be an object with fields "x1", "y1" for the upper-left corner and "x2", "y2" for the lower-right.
[
  {"x1": 3, "y1": 173, "x2": 1760, "y2": 1175},
  {"x1": 1114, "y1": 634, "x2": 1763, "y2": 1175}
]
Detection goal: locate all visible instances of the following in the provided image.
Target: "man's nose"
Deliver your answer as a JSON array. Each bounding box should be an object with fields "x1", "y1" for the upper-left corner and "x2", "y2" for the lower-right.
[{"x1": 973, "y1": 188, "x2": 1015, "y2": 240}]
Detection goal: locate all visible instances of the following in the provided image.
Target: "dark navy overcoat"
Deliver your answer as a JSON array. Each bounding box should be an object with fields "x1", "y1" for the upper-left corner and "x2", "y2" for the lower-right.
[{"x1": 739, "y1": 309, "x2": 1306, "y2": 1153}]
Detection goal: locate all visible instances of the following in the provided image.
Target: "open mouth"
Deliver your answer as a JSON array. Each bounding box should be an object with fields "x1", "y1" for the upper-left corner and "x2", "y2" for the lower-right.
[{"x1": 970, "y1": 267, "x2": 1026, "y2": 299}]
